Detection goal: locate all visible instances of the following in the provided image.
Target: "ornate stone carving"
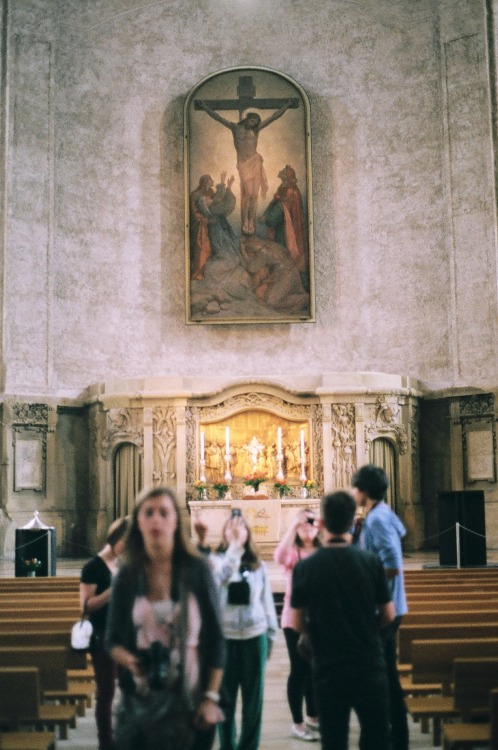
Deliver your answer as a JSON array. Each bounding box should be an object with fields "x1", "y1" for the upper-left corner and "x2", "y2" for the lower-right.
[
  {"x1": 185, "y1": 407, "x2": 196, "y2": 487},
  {"x1": 191, "y1": 392, "x2": 314, "y2": 422},
  {"x1": 330, "y1": 404, "x2": 356, "y2": 489},
  {"x1": 12, "y1": 403, "x2": 48, "y2": 425},
  {"x1": 458, "y1": 394, "x2": 495, "y2": 419},
  {"x1": 152, "y1": 407, "x2": 176, "y2": 486},
  {"x1": 364, "y1": 396, "x2": 408, "y2": 455},
  {"x1": 101, "y1": 408, "x2": 143, "y2": 459}
]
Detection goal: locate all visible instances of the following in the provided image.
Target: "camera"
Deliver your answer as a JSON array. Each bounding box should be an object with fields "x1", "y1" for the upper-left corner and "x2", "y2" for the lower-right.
[
  {"x1": 227, "y1": 569, "x2": 250, "y2": 605},
  {"x1": 306, "y1": 515, "x2": 315, "y2": 525},
  {"x1": 141, "y1": 641, "x2": 170, "y2": 690}
]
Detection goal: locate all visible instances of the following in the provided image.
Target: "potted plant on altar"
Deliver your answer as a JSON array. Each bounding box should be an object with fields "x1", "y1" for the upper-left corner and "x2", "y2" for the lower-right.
[
  {"x1": 213, "y1": 482, "x2": 230, "y2": 499},
  {"x1": 273, "y1": 481, "x2": 291, "y2": 499},
  {"x1": 23, "y1": 558, "x2": 42, "y2": 577},
  {"x1": 193, "y1": 480, "x2": 207, "y2": 500},
  {"x1": 302, "y1": 479, "x2": 316, "y2": 498}
]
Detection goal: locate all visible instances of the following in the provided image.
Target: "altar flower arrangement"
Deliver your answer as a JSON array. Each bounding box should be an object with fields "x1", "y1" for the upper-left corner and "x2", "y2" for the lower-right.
[
  {"x1": 213, "y1": 482, "x2": 230, "y2": 499},
  {"x1": 302, "y1": 479, "x2": 316, "y2": 491},
  {"x1": 243, "y1": 472, "x2": 267, "y2": 492},
  {"x1": 273, "y1": 481, "x2": 291, "y2": 498},
  {"x1": 193, "y1": 480, "x2": 207, "y2": 500},
  {"x1": 23, "y1": 558, "x2": 42, "y2": 572},
  {"x1": 302, "y1": 479, "x2": 316, "y2": 498}
]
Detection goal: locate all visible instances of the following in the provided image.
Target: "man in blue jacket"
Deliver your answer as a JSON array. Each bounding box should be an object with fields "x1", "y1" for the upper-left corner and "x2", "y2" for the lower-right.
[{"x1": 352, "y1": 464, "x2": 409, "y2": 750}]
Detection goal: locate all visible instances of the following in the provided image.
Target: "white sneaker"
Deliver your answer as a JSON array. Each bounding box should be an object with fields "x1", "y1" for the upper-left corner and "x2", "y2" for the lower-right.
[
  {"x1": 291, "y1": 724, "x2": 318, "y2": 741},
  {"x1": 305, "y1": 718, "x2": 320, "y2": 732}
]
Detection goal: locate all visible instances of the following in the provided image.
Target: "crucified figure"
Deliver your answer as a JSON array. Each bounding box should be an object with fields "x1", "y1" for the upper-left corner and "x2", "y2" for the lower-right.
[{"x1": 195, "y1": 99, "x2": 293, "y2": 236}]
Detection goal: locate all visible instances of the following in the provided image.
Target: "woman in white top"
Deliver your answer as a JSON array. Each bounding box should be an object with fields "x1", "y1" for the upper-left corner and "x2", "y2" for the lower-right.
[{"x1": 210, "y1": 513, "x2": 278, "y2": 750}]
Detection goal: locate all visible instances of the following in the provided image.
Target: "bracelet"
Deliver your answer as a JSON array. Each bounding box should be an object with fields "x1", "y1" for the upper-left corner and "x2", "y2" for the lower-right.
[{"x1": 203, "y1": 690, "x2": 220, "y2": 704}]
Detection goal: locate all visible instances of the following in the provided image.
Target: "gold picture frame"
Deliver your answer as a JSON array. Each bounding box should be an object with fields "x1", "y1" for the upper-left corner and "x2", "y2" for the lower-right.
[{"x1": 185, "y1": 66, "x2": 314, "y2": 325}]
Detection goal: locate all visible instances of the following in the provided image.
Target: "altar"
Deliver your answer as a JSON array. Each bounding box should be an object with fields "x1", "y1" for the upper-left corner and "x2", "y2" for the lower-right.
[{"x1": 189, "y1": 497, "x2": 320, "y2": 546}]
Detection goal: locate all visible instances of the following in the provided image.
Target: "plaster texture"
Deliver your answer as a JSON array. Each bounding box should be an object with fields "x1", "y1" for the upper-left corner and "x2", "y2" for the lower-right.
[{"x1": 0, "y1": 0, "x2": 496, "y2": 397}]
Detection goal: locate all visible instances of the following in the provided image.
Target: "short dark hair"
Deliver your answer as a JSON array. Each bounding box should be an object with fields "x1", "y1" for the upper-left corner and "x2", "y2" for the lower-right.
[
  {"x1": 351, "y1": 464, "x2": 388, "y2": 501},
  {"x1": 106, "y1": 516, "x2": 129, "y2": 547},
  {"x1": 321, "y1": 491, "x2": 356, "y2": 534}
]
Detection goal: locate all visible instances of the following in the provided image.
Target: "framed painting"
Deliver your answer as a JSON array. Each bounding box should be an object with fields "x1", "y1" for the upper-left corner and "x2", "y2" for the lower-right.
[{"x1": 184, "y1": 66, "x2": 314, "y2": 324}]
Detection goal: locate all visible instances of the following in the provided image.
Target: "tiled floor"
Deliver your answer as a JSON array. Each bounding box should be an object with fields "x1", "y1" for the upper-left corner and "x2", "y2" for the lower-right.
[{"x1": 2, "y1": 550, "x2": 497, "y2": 749}]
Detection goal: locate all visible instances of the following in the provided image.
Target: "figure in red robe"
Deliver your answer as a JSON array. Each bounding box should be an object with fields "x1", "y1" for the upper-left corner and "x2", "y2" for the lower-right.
[{"x1": 262, "y1": 165, "x2": 309, "y2": 288}]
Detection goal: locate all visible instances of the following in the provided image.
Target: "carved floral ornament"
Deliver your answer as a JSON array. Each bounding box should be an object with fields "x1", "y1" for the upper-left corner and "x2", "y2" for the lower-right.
[
  {"x1": 456, "y1": 394, "x2": 495, "y2": 420},
  {"x1": 152, "y1": 407, "x2": 177, "y2": 486},
  {"x1": 12, "y1": 403, "x2": 48, "y2": 425},
  {"x1": 101, "y1": 408, "x2": 143, "y2": 460},
  {"x1": 364, "y1": 396, "x2": 408, "y2": 455}
]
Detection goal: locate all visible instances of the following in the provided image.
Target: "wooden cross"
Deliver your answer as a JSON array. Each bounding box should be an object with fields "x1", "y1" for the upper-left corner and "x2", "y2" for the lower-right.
[{"x1": 194, "y1": 75, "x2": 299, "y2": 120}]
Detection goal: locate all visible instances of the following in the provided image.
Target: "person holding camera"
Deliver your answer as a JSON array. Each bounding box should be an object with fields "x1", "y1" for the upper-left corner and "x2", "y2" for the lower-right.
[
  {"x1": 210, "y1": 511, "x2": 278, "y2": 750},
  {"x1": 106, "y1": 486, "x2": 226, "y2": 750},
  {"x1": 274, "y1": 510, "x2": 321, "y2": 741},
  {"x1": 80, "y1": 516, "x2": 129, "y2": 750}
]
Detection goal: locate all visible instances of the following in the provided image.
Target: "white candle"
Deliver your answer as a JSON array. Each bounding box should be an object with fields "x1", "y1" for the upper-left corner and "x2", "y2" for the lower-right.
[
  {"x1": 225, "y1": 427, "x2": 230, "y2": 455},
  {"x1": 300, "y1": 429, "x2": 305, "y2": 463},
  {"x1": 200, "y1": 431, "x2": 205, "y2": 461},
  {"x1": 277, "y1": 427, "x2": 282, "y2": 454}
]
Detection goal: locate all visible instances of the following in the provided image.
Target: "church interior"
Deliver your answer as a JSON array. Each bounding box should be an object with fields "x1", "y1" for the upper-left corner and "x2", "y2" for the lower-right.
[{"x1": 0, "y1": 0, "x2": 497, "y2": 563}]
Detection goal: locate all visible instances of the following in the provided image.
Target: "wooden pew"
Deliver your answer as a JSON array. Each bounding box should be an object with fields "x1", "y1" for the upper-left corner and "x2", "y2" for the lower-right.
[
  {"x1": 406, "y1": 584, "x2": 498, "y2": 594},
  {"x1": 0, "y1": 606, "x2": 82, "y2": 619},
  {"x1": 0, "y1": 618, "x2": 78, "y2": 633},
  {"x1": 0, "y1": 630, "x2": 95, "y2": 689},
  {"x1": 442, "y1": 670, "x2": 498, "y2": 749},
  {"x1": 398, "y1": 623, "x2": 498, "y2": 665},
  {"x1": 407, "y1": 598, "x2": 498, "y2": 612},
  {"x1": 405, "y1": 638, "x2": 498, "y2": 746},
  {"x1": 0, "y1": 733, "x2": 56, "y2": 750},
  {"x1": 0, "y1": 667, "x2": 76, "y2": 739},
  {"x1": 0, "y1": 579, "x2": 79, "y2": 593},
  {"x1": 0, "y1": 646, "x2": 91, "y2": 717},
  {"x1": 403, "y1": 608, "x2": 498, "y2": 625},
  {"x1": 0, "y1": 593, "x2": 79, "y2": 606}
]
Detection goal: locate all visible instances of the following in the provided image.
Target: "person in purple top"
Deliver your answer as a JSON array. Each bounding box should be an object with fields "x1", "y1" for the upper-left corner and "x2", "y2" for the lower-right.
[{"x1": 352, "y1": 464, "x2": 409, "y2": 750}]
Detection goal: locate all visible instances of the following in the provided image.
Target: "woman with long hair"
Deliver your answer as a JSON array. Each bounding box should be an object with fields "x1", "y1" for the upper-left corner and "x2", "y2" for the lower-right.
[
  {"x1": 211, "y1": 512, "x2": 278, "y2": 750},
  {"x1": 80, "y1": 516, "x2": 129, "y2": 750},
  {"x1": 106, "y1": 486, "x2": 225, "y2": 750},
  {"x1": 274, "y1": 509, "x2": 321, "y2": 741}
]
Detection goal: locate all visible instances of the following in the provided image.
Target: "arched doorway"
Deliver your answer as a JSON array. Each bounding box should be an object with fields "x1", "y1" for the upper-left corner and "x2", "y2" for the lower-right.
[
  {"x1": 113, "y1": 442, "x2": 143, "y2": 518},
  {"x1": 369, "y1": 437, "x2": 397, "y2": 510}
]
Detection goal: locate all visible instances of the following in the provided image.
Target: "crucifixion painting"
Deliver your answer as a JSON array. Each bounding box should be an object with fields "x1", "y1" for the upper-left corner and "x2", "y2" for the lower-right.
[{"x1": 185, "y1": 67, "x2": 314, "y2": 325}]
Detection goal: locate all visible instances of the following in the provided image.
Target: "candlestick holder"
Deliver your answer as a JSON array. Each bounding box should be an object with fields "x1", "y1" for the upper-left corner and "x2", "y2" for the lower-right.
[
  {"x1": 275, "y1": 452, "x2": 285, "y2": 481},
  {"x1": 224, "y1": 454, "x2": 232, "y2": 485},
  {"x1": 299, "y1": 462, "x2": 307, "y2": 497}
]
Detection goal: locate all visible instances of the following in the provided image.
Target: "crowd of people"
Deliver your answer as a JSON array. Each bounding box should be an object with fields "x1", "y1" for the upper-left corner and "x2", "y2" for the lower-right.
[{"x1": 79, "y1": 464, "x2": 408, "y2": 750}]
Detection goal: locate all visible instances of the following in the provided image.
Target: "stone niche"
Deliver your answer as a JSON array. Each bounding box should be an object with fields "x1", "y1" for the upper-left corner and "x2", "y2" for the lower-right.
[{"x1": 0, "y1": 373, "x2": 425, "y2": 557}]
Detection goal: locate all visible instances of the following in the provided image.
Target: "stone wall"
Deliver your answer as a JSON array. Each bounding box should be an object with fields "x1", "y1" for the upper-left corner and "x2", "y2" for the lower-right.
[{"x1": 0, "y1": 0, "x2": 496, "y2": 395}]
